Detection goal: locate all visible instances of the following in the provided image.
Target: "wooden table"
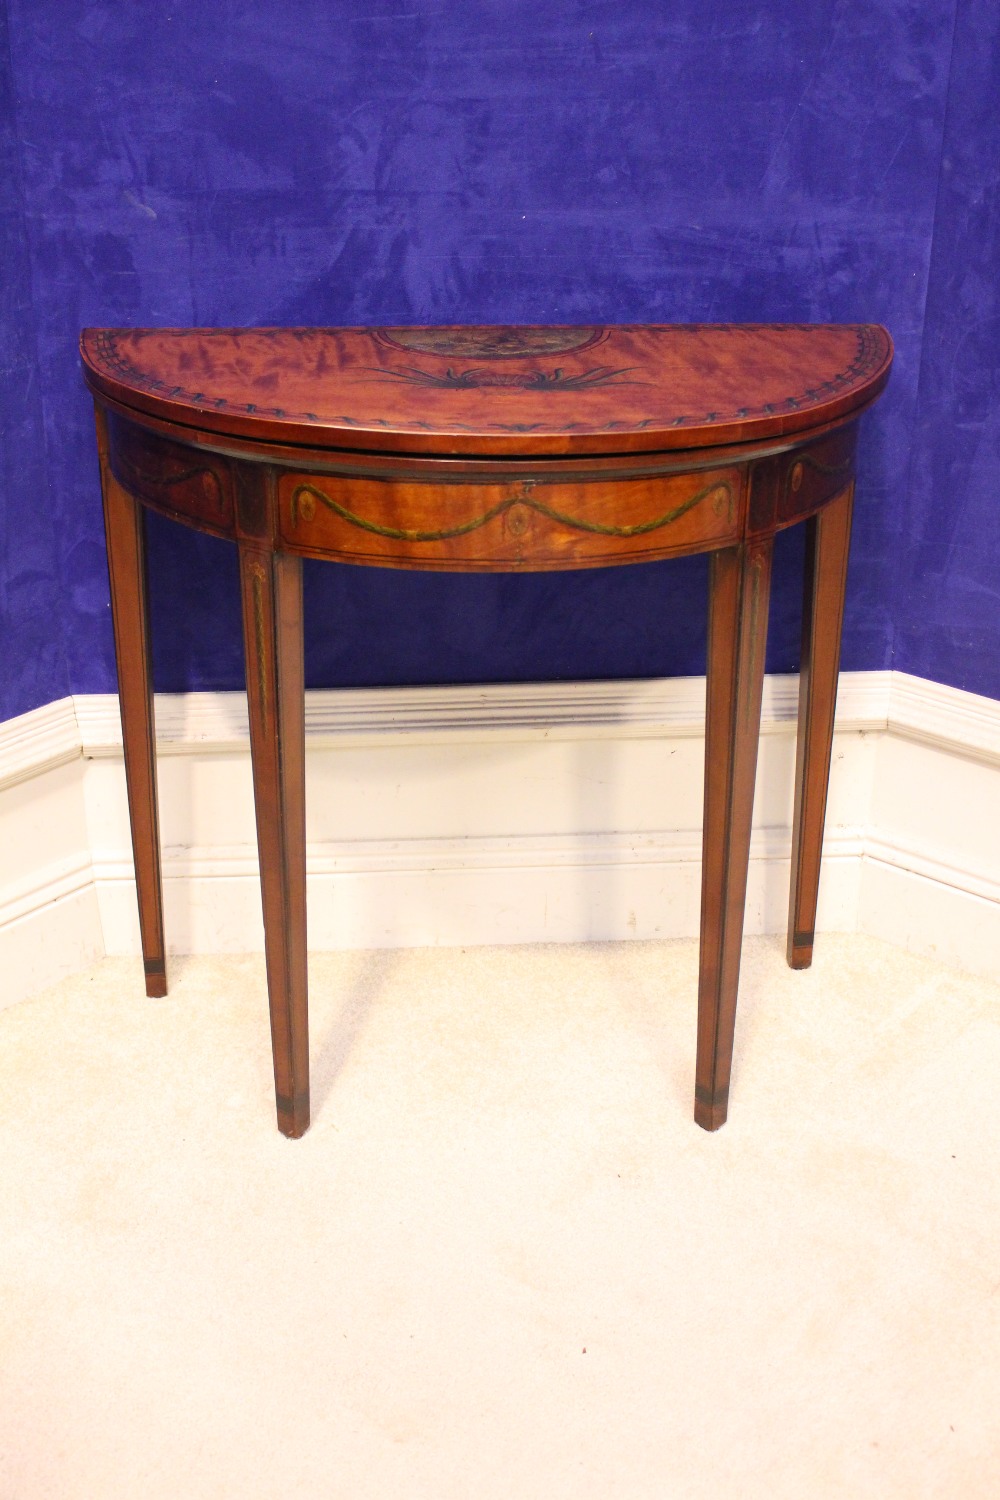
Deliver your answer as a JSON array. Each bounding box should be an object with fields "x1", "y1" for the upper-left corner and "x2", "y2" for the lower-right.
[{"x1": 81, "y1": 323, "x2": 892, "y2": 1137}]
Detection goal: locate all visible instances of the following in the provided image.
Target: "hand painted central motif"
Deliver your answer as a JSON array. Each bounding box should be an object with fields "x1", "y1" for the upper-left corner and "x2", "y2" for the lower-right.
[
  {"x1": 366, "y1": 364, "x2": 642, "y2": 391},
  {"x1": 373, "y1": 326, "x2": 607, "y2": 359}
]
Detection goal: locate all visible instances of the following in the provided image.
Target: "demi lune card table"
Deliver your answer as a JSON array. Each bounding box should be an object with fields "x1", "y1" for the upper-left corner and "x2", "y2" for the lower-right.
[{"x1": 81, "y1": 322, "x2": 892, "y2": 1138}]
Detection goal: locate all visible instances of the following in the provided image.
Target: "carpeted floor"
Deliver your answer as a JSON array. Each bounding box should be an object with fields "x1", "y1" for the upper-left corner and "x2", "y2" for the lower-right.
[{"x1": 1, "y1": 933, "x2": 998, "y2": 1498}]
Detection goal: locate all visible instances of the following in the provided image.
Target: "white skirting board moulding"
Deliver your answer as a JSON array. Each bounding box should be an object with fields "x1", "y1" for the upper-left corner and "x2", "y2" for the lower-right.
[{"x1": 1, "y1": 670, "x2": 998, "y2": 1010}]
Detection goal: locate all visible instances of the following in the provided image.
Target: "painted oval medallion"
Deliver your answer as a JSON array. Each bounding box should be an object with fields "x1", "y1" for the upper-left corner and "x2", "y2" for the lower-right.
[{"x1": 373, "y1": 326, "x2": 607, "y2": 359}]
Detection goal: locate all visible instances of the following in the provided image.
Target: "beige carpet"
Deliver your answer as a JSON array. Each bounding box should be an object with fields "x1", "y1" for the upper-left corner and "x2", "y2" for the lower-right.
[{"x1": 1, "y1": 933, "x2": 998, "y2": 1498}]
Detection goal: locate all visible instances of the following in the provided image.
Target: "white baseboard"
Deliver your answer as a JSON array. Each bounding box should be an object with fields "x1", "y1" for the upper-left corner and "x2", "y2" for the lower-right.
[
  {"x1": 860, "y1": 858, "x2": 1000, "y2": 977},
  {"x1": 0, "y1": 740, "x2": 101, "y2": 1009},
  {"x1": 1, "y1": 671, "x2": 998, "y2": 1008},
  {"x1": 0, "y1": 883, "x2": 104, "y2": 1006},
  {"x1": 91, "y1": 827, "x2": 866, "y2": 957}
]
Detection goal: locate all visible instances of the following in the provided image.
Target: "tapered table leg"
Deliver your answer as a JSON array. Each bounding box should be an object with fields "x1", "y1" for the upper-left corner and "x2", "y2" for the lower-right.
[
  {"x1": 787, "y1": 486, "x2": 855, "y2": 969},
  {"x1": 96, "y1": 409, "x2": 167, "y2": 998},
  {"x1": 695, "y1": 539, "x2": 773, "y2": 1131},
  {"x1": 239, "y1": 545, "x2": 309, "y2": 1138}
]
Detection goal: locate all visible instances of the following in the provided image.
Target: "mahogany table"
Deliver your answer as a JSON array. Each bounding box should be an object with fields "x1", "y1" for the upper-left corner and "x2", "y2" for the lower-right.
[{"x1": 81, "y1": 323, "x2": 892, "y2": 1138}]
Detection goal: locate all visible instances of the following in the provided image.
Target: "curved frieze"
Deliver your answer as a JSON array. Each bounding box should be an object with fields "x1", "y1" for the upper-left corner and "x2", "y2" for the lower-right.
[
  {"x1": 288, "y1": 476, "x2": 734, "y2": 542},
  {"x1": 108, "y1": 419, "x2": 233, "y2": 532}
]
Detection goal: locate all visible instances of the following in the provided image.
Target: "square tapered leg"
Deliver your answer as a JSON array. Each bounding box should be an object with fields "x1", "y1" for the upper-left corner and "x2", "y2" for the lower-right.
[
  {"x1": 787, "y1": 486, "x2": 854, "y2": 969},
  {"x1": 97, "y1": 408, "x2": 167, "y2": 999},
  {"x1": 695, "y1": 539, "x2": 773, "y2": 1130},
  {"x1": 239, "y1": 546, "x2": 309, "y2": 1138}
]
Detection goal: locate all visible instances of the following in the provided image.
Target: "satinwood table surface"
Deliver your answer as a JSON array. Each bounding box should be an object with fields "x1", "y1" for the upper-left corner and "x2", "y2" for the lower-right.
[{"x1": 82, "y1": 323, "x2": 891, "y2": 455}]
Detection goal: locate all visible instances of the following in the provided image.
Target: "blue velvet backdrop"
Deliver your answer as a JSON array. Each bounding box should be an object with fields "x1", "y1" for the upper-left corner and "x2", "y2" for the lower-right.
[
  {"x1": 897, "y1": 0, "x2": 1000, "y2": 698},
  {"x1": 1, "y1": 0, "x2": 996, "y2": 722},
  {"x1": 0, "y1": 3, "x2": 67, "y2": 714}
]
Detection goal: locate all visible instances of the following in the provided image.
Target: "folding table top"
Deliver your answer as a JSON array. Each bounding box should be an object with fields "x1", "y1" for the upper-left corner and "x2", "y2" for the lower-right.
[{"x1": 81, "y1": 323, "x2": 892, "y2": 458}]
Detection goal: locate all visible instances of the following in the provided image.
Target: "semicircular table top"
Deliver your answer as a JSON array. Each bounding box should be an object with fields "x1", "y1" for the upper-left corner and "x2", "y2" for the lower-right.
[{"x1": 80, "y1": 323, "x2": 893, "y2": 458}]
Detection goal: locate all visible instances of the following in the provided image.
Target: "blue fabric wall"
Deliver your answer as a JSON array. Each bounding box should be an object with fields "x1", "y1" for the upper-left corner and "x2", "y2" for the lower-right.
[
  {"x1": 1, "y1": 0, "x2": 995, "y2": 722},
  {"x1": 896, "y1": 0, "x2": 1000, "y2": 699},
  {"x1": 0, "y1": 3, "x2": 67, "y2": 717}
]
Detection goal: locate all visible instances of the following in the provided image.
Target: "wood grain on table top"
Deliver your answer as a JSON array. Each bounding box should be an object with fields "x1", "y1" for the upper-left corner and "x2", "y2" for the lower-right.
[{"x1": 81, "y1": 323, "x2": 892, "y2": 457}]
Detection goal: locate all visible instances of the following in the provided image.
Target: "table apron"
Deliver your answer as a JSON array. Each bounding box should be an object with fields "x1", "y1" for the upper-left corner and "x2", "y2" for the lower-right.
[
  {"x1": 105, "y1": 406, "x2": 861, "y2": 569},
  {"x1": 275, "y1": 466, "x2": 742, "y2": 569}
]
